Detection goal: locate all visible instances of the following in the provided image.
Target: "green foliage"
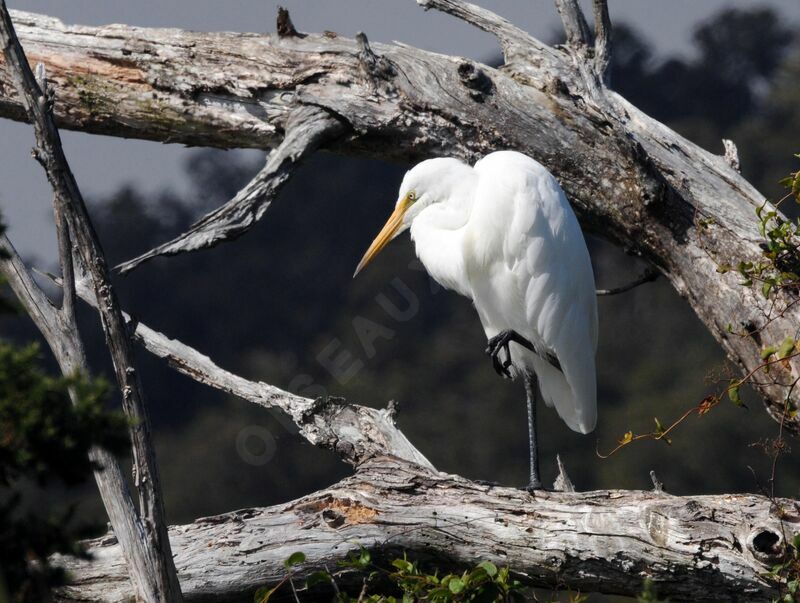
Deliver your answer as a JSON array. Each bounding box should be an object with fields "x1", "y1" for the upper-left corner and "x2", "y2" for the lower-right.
[
  {"x1": 0, "y1": 341, "x2": 129, "y2": 601},
  {"x1": 767, "y1": 533, "x2": 800, "y2": 603},
  {"x1": 256, "y1": 550, "x2": 530, "y2": 603},
  {"x1": 0, "y1": 343, "x2": 129, "y2": 487},
  {"x1": 636, "y1": 578, "x2": 662, "y2": 602},
  {"x1": 720, "y1": 156, "x2": 800, "y2": 297}
]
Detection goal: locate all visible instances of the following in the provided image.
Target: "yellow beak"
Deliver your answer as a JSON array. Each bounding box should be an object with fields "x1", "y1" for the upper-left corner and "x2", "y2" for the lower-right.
[{"x1": 353, "y1": 197, "x2": 411, "y2": 277}]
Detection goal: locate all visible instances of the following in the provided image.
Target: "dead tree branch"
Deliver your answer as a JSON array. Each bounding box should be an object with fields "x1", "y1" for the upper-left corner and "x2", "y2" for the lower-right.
[
  {"x1": 555, "y1": 0, "x2": 592, "y2": 50},
  {"x1": 117, "y1": 106, "x2": 345, "y2": 273},
  {"x1": 0, "y1": 3, "x2": 182, "y2": 600},
  {"x1": 592, "y1": 0, "x2": 612, "y2": 82},
  {"x1": 2, "y1": 2, "x2": 800, "y2": 598},
  {"x1": 42, "y1": 271, "x2": 433, "y2": 470},
  {"x1": 52, "y1": 457, "x2": 797, "y2": 602},
  {"x1": 596, "y1": 267, "x2": 660, "y2": 296},
  {"x1": 0, "y1": 235, "x2": 173, "y2": 603},
  {"x1": 42, "y1": 263, "x2": 800, "y2": 602}
]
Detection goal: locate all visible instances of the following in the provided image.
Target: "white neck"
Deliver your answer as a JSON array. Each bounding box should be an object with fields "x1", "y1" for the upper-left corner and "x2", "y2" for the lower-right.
[{"x1": 409, "y1": 197, "x2": 473, "y2": 298}]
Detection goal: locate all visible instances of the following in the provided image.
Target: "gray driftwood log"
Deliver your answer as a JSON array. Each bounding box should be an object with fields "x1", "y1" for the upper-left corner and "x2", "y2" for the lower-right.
[
  {"x1": 0, "y1": 3, "x2": 797, "y2": 432},
  {"x1": 53, "y1": 457, "x2": 797, "y2": 602},
  {"x1": 41, "y1": 272, "x2": 800, "y2": 602}
]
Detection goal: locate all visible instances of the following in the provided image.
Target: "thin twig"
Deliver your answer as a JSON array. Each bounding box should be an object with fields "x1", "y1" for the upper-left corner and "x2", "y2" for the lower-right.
[{"x1": 596, "y1": 267, "x2": 659, "y2": 296}]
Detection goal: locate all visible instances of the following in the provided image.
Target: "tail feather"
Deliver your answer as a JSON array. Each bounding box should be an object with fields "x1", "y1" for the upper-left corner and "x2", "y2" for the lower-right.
[{"x1": 529, "y1": 357, "x2": 596, "y2": 434}]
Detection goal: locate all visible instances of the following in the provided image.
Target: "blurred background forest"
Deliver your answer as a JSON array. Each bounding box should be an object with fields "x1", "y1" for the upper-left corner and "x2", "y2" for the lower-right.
[{"x1": 2, "y1": 5, "x2": 800, "y2": 535}]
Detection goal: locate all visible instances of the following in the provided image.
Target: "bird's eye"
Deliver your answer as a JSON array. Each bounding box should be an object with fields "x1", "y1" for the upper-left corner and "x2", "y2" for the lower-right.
[{"x1": 407, "y1": 192, "x2": 417, "y2": 202}]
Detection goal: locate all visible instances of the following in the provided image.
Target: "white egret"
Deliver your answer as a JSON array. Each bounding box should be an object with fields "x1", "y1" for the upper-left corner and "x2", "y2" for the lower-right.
[{"x1": 354, "y1": 150, "x2": 597, "y2": 490}]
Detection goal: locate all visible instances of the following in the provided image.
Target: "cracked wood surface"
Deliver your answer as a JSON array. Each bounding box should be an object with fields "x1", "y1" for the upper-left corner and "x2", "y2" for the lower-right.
[
  {"x1": 0, "y1": 7, "x2": 795, "y2": 432},
  {"x1": 52, "y1": 457, "x2": 798, "y2": 602}
]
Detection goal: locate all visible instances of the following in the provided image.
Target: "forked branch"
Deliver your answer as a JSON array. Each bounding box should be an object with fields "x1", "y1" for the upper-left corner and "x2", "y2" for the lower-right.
[
  {"x1": 0, "y1": 3, "x2": 182, "y2": 600},
  {"x1": 43, "y1": 272, "x2": 433, "y2": 470},
  {"x1": 555, "y1": 0, "x2": 592, "y2": 50}
]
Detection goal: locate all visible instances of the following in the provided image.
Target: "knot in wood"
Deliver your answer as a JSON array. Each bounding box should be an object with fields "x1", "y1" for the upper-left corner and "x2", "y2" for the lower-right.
[
  {"x1": 457, "y1": 61, "x2": 493, "y2": 102},
  {"x1": 746, "y1": 526, "x2": 785, "y2": 564}
]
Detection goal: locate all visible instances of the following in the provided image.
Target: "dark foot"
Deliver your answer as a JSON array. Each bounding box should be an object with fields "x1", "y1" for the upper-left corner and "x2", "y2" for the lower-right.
[
  {"x1": 485, "y1": 330, "x2": 534, "y2": 378},
  {"x1": 524, "y1": 479, "x2": 544, "y2": 493}
]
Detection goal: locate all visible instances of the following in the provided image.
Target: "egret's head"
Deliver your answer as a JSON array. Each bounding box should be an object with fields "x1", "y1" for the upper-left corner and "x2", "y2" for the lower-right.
[{"x1": 353, "y1": 158, "x2": 469, "y2": 277}]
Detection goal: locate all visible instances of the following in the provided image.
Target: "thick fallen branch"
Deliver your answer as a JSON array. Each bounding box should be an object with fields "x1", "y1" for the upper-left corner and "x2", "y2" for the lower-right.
[
  {"x1": 43, "y1": 270, "x2": 800, "y2": 602},
  {"x1": 0, "y1": 6, "x2": 795, "y2": 432},
  {"x1": 52, "y1": 456, "x2": 798, "y2": 602}
]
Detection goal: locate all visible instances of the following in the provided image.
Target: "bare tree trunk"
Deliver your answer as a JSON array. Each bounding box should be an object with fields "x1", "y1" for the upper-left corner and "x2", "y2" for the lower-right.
[
  {"x1": 52, "y1": 456, "x2": 793, "y2": 603},
  {"x1": 0, "y1": 5, "x2": 795, "y2": 432},
  {"x1": 0, "y1": 1, "x2": 182, "y2": 599}
]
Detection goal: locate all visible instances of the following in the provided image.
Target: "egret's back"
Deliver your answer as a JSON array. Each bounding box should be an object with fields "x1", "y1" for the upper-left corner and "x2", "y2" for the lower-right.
[{"x1": 466, "y1": 151, "x2": 598, "y2": 433}]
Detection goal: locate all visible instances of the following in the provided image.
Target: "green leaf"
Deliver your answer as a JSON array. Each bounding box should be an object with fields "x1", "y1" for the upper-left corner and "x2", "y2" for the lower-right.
[
  {"x1": 761, "y1": 345, "x2": 779, "y2": 360},
  {"x1": 284, "y1": 551, "x2": 305, "y2": 569},
  {"x1": 477, "y1": 561, "x2": 498, "y2": 578},
  {"x1": 305, "y1": 571, "x2": 332, "y2": 588},
  {"x1": 762, "y1": 281, "x2": 773, "y2": 298},
  {"x1": 448, "y1": 577, "x2": 465, "y2": 594},
  {"x1": 777, "y1": 337, "x2": 796, "y2": 359},
  {"x1": 391, "y1": 558, "x2": 414, "y2": 573},
  {"x1": 728, "y1": 383, "x2": 742, "y2": 406}
]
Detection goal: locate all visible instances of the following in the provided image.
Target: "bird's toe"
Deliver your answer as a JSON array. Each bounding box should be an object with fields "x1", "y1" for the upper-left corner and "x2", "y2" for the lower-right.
[{"x1": 524, "y1": 480, "x2": 544, "y2": 494}]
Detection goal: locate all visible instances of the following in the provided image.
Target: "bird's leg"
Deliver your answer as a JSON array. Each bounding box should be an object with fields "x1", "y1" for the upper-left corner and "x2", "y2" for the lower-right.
[
  {"x1": 485, "y1": 330, "x2": 535, "y2": 378},
  {"x1": 524, "y1": 372, "x2": 542, "y2": 491}
]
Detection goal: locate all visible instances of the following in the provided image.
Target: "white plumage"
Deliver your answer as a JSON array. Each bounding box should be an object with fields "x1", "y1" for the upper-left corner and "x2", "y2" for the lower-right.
[{"x1": 354, "y1": 150, "x2": 597, "y2": 488}]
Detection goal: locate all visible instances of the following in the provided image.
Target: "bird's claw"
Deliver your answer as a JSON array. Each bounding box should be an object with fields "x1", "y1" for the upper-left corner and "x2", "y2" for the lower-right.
[
  {"x1": 485, "y1": 333, "x2": 513, "y2": 379},
  {"x1": 524, "y1": 481, "x2": 544, "y2": 494}
]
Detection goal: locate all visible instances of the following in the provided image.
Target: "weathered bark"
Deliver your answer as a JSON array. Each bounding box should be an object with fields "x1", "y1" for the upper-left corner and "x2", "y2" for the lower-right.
[
  {"x1": 0, "y1": 5, "x2": 795, "y2": 432},
  {"x1": 40, "y1": 270, "x2": 799, "y2": 602},
  {"x1": 0, "y1": 1, "x2": 182, "y2": 599},
  {"x1": 52, "y1": 456, "x2": 796, "y2": 602}
]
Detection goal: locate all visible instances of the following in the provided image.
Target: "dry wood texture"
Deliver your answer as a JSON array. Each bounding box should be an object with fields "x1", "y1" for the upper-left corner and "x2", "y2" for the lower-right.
[
  {"x1": 53, "y1": 457, "x2": 798, "y2": 602},
  {"x1": 41, "y1": 272, "x2": 800, "y2": 602}
]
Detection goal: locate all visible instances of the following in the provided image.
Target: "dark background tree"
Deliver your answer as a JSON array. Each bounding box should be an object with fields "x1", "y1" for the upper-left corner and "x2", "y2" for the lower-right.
[{"x1": 1, "y1": 6, "x2": 799, "y2": 584}]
